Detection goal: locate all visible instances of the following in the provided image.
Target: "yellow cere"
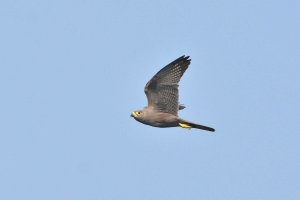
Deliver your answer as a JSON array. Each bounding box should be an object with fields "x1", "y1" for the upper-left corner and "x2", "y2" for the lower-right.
[{"x1": 132, "y1": 112, "x2": 138, "y2": 118}]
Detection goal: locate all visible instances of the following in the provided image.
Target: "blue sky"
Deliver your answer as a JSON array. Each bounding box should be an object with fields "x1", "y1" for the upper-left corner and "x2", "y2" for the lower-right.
[{"x1": 0, "y1": 0, "x2": 299, "y2": 199}]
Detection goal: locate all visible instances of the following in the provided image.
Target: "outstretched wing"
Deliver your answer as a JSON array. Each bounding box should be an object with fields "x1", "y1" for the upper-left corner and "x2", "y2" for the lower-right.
[{"x1": 144, "y1": 55, "x2": 191, "y2": 116}]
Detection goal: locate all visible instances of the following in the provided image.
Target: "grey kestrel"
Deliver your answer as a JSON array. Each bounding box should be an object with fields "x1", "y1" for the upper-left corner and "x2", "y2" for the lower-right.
[{"x1": 131, "y1": 56, "x2": 215, "y2": 132}]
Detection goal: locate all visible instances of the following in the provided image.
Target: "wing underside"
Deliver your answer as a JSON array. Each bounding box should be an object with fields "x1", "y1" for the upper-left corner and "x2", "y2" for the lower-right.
[{"x1": 144, "y1": 56, "x2": 191, "y2": 115}]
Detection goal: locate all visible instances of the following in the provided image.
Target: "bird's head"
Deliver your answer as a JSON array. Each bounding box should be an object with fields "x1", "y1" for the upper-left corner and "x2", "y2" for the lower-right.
[{"x1": 130, "y1": 110, "x2": 144, "y2": 121}]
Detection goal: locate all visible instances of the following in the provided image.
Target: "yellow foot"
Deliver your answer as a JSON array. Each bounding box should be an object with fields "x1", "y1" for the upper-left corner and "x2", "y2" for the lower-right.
[{"x1": 179, "y1": 123, "x2": 192, "y2": 130}]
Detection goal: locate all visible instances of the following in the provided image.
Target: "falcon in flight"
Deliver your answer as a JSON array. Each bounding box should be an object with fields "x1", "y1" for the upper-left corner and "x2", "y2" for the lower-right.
[{"x1": 131, "y1": 56, "x2": 215, "y2": 132}]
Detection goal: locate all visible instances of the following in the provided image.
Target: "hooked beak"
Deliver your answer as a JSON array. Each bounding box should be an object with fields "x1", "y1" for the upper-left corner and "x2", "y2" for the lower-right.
[{"x1": 130, "y1": 112, "x2": 137, "y2": 118}]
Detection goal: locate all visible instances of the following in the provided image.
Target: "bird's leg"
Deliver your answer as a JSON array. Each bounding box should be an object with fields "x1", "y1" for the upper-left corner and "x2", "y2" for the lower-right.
[{"x1": 179, "y1": 123, "x2": 192, "y2": 130}]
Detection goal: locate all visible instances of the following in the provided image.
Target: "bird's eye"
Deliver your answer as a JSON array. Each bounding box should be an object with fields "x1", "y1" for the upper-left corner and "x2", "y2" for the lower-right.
[{"x1": 137, "y1": 111, "x2": 141, "y2": 115}]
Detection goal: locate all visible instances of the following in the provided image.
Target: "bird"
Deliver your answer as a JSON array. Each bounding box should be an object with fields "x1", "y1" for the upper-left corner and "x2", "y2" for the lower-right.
[{"x1": 131, "y1": 55, "x2": 215, "y2": 132}]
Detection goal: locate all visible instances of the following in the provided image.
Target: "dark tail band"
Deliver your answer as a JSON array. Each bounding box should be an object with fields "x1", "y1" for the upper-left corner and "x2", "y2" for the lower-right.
[{"x1": 179, "y1": 118, "x2": 215, "y2": 132}]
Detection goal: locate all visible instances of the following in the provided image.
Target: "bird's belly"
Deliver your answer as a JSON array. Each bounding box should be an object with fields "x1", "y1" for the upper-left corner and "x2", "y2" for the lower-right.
[{"x1": 143, "y1": 117, "x2": 178, "y2": 128}]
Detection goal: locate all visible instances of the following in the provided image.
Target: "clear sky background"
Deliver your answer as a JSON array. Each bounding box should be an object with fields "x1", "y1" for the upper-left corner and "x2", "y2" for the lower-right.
[{"x1": 0, "y1": 0, "x2": 299, "y2": 199}]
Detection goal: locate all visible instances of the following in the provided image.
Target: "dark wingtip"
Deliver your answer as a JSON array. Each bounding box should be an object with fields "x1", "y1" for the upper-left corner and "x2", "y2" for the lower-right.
[
  {"x1": 173, "y1": 55, "x2": 191, "y2": 68},
  {"x1": 180, "y1": 55, "x2": 191, "y2": 62}
]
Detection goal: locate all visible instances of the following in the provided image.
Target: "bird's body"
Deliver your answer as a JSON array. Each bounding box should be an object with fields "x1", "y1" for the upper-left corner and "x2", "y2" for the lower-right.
[
  {"x1": 131, "y1": 56, "x2": 215, "y2": 132},
  {"x1": 132, "y1": 107, "x2": 179, "y2": 127}
]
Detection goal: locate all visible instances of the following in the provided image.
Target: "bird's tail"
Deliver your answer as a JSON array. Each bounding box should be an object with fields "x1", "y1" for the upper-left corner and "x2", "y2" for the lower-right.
[{"x1": 178, "y1": 118, "x2": 215, "y2": 132}]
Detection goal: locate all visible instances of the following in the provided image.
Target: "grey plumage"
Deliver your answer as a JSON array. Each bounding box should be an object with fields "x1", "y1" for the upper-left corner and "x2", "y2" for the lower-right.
[
  {"x1": 131, "y1": 56, "x2": 215, "y2": 132},
  {"x1": 144, "y1": 56, "x2": 189, "y2": 116}
]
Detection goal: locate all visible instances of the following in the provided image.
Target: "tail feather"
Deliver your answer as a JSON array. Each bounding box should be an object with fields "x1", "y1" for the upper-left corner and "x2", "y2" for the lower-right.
[{"x1": 179, "y1": 119, "x2": 215, "y2": 132}]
